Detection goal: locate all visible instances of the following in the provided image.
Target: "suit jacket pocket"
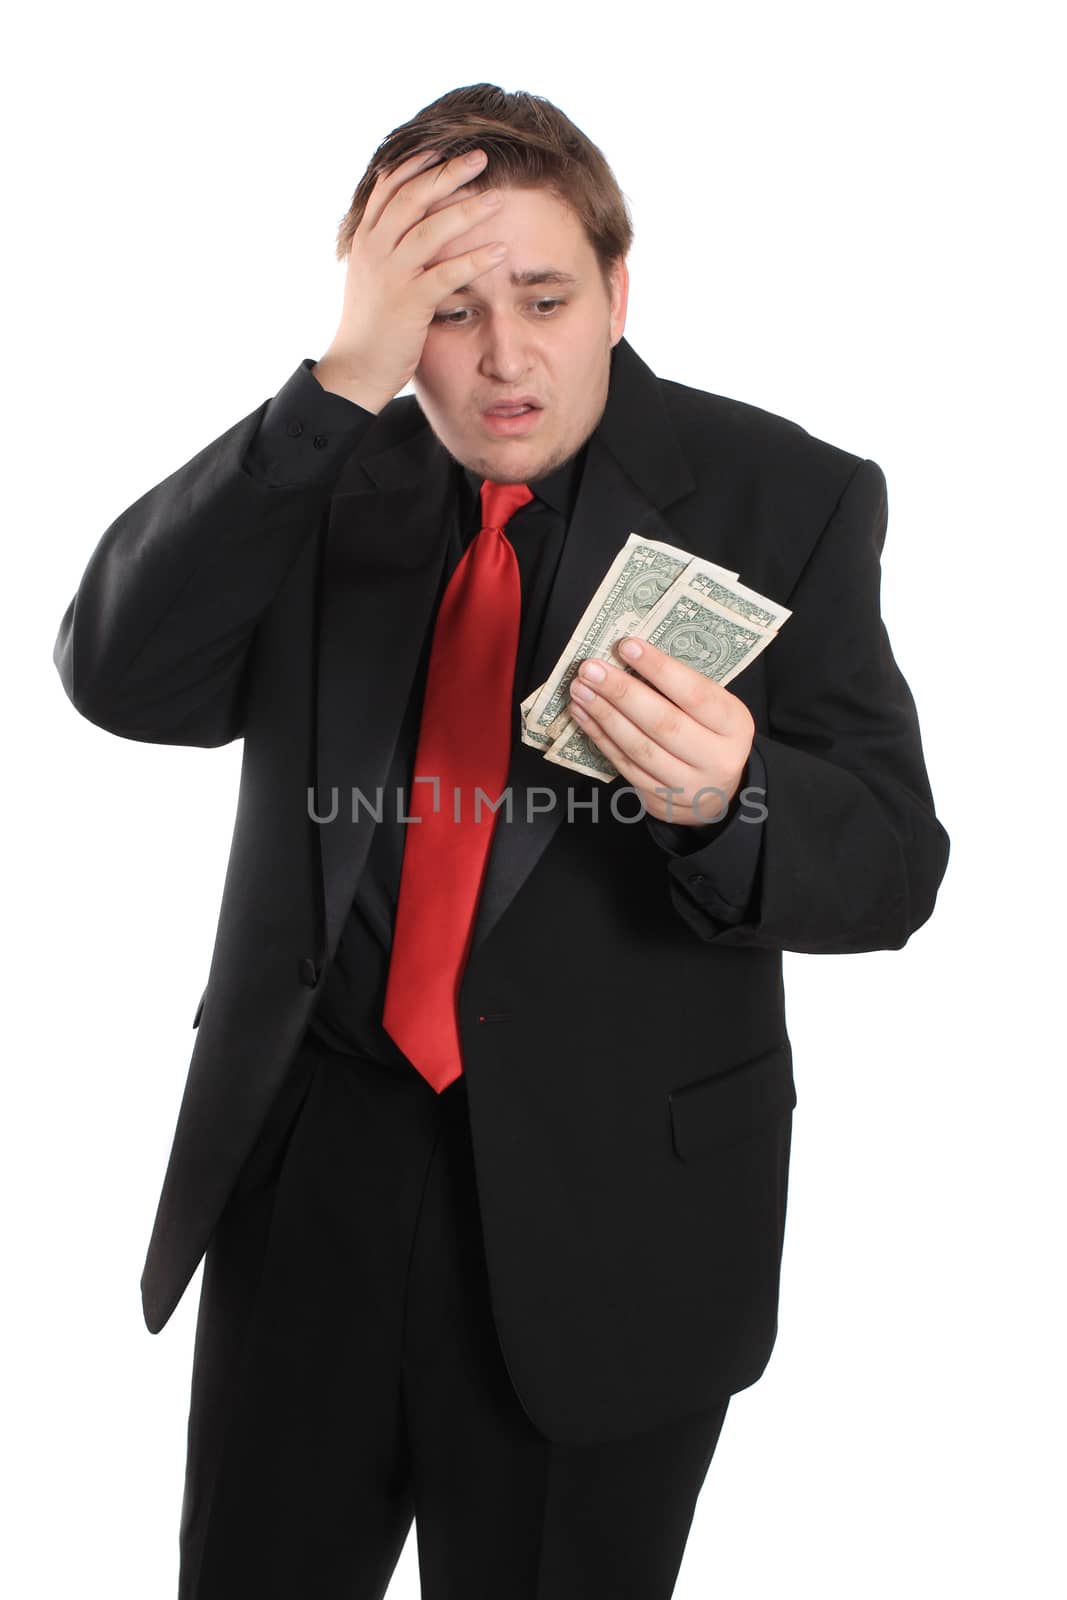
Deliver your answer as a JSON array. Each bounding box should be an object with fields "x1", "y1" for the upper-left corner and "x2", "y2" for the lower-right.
[{"x1": 667, "y1": 1041, "x2": 796, "y2": 1161}]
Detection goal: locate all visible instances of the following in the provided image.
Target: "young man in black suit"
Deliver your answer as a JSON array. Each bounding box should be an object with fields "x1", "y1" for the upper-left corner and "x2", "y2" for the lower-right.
[{"x1": 54, "y1": 82, "x2": 950, "y2": 1599}]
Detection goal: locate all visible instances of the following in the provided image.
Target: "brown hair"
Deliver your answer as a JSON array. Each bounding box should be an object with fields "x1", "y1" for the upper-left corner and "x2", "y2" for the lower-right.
[{"x1": 333, "y1": 83, "x2": 634, "y2": 298}]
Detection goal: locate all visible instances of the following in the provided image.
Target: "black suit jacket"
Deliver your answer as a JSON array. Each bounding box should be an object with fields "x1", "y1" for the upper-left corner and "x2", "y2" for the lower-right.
[{"x1": 53, "y1": 335, "x2": 950, "y2": 1447}]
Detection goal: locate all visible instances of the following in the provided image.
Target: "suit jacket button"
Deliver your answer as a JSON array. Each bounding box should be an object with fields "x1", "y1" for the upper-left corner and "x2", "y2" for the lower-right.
[
  {"x1": 688, "y1": 873, "x2": 706, "y2": 887},
  {"x1": 298, "y1": 957, "x2": 320, "y2": 988}
]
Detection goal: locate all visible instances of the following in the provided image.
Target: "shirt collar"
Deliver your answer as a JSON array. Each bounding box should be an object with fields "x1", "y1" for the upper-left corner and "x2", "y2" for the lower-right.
[{"x1": 461, "y1": 436, "x2": 588, "y2": 522}]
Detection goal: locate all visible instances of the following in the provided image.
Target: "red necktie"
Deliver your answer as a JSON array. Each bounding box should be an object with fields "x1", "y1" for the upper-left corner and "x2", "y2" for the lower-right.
[{"x1": 382, "y1": 478, "x2": 533, "y2": 1093}]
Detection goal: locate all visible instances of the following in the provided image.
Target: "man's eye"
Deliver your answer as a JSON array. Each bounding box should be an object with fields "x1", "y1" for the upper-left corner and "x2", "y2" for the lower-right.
[{"x1": 431, "y1": 298, "x2": 566, "y2": 325}]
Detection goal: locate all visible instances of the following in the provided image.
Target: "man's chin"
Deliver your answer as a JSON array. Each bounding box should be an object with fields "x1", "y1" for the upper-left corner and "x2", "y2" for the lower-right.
[{"x1": 450, "y1": 439, "x2": 561, "y2": 485}]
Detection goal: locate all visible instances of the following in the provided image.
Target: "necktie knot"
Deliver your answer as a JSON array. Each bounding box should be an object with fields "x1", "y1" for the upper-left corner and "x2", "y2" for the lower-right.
[{"x1": 480, "y1": 478, "x2": 534, "y2": 532}]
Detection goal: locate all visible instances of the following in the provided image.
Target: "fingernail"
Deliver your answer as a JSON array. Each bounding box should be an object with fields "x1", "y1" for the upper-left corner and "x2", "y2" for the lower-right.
[
  {"x1": 618, "y1": 639, "x2": 642, "y2": 660},
  {"x1": 580, "y1": 661, "x2": 606, "y2": 683}
]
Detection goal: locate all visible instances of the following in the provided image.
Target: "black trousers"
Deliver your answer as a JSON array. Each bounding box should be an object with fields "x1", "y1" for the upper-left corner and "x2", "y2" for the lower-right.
[{"x1": 177, "y1": 1030, "x2": 731, "y2": 1599}]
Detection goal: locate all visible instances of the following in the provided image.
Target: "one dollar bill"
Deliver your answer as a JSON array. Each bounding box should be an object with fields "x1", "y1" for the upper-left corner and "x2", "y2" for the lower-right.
[{"x1": 522, "y1": 539, "x2": 791, "y2": 783}]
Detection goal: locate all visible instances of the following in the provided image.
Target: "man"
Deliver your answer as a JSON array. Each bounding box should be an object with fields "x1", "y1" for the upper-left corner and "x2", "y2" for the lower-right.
[{"x1": 53, "y1": 83, "x2": 950, "y2": 1599}]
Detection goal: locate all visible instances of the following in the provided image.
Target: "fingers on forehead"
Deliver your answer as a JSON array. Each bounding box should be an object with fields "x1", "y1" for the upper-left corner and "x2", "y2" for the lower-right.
[{"x1": 373, "y1": 149, "x2": 439, "y2": 191}]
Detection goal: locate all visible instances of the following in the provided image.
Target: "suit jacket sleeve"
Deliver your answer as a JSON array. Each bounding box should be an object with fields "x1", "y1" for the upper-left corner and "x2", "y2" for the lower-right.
[
  {"x1": 658, "y1": 457, "x2": 949, "y2": 952},
  {"x1": 644, "y1": 743, "x2": 767, "y2": 925},
  {"x1": 52, "y1": 359, "x2": 376, "y2": 747}
]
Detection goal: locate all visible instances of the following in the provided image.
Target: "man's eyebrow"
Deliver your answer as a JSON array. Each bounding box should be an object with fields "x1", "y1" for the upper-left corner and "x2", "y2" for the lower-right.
[{"x1": 451, "y1": 268, "x2": 580, "y2": 294}]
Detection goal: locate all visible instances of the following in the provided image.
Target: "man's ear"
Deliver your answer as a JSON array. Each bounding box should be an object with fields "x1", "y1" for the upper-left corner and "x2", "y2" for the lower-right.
[{"x1": 609, "y1": 256, "x2": 630, "y2": 345}]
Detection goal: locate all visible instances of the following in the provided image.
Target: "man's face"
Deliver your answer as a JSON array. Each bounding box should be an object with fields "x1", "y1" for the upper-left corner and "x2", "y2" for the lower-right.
[{"x1": 413, "y1": 185, "x2": 629, "y2": 485}]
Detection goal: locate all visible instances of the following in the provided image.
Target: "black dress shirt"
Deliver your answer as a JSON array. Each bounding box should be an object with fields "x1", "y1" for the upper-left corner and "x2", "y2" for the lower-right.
[{"x1": 242, "y1": 358, "x2": 767, "y2": 1063}]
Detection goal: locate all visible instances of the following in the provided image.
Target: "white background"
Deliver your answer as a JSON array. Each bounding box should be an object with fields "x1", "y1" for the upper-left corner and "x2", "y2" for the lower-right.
[{"x1": 5, "y1": 1, "x2": 1063, "y2": 1594}]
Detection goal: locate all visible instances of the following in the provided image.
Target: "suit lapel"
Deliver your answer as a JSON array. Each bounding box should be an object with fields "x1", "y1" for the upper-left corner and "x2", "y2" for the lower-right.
[
  {"x1": 315, "y1": 419, "x2": 454, "y2": 961},
  {"x1": 469, "y1": 434, "x2": 690, "y2": 953},
  {"x1": 314, "y1": 337, "x2": 697, "y2": 966}
]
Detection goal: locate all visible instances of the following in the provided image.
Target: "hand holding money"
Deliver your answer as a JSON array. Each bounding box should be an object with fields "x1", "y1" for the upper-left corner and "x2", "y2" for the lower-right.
[
  {"x1": 520, "y1": 533, "x2": 791, "y2": 802},
  {"x1": 564, "y1": 633, "x2": 757, "y2": 825}
]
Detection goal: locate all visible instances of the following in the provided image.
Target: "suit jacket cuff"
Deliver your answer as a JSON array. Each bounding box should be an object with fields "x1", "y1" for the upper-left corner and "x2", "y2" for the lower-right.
[
  {"x1": 242, "y1": 358, "x2": 378, "y2": 487},
  {"x1": 645, "y1": 744, "x2": 767, "y2": 925}
]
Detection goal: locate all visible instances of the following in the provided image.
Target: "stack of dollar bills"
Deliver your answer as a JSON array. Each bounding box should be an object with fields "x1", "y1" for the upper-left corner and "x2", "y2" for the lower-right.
[{"x1": 520, "y1": 533, "x2": 792, "y2": 782}]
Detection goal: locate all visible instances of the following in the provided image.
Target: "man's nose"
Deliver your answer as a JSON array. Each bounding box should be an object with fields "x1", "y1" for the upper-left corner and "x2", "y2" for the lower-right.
[{"x1": 477, "y1": 313, "x2": 534, "y2": 379}]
